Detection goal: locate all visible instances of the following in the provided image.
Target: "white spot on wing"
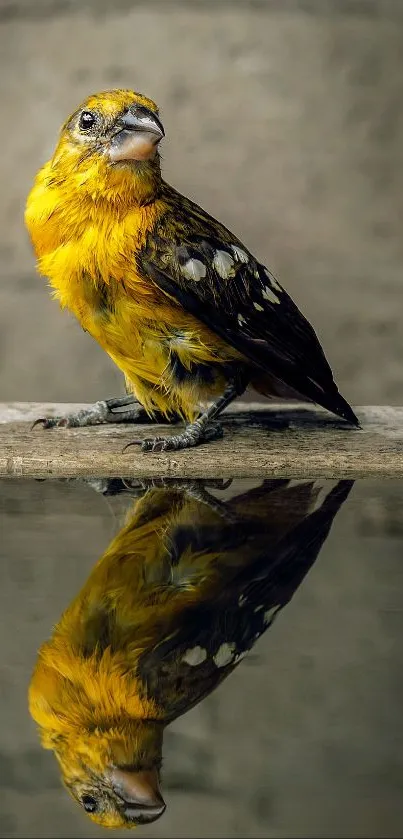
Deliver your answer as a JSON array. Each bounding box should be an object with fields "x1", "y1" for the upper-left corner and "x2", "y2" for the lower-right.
[
  {"x1": 181, "y1": 258, "x2": 207, "y2": 282},
  {"x1": 238, "y1": 313, "x2": 246, "y2": 325},
  {"x1": 262, "y1": 285, "x2": 279, "y2": 304},
  {"x1": 182, "y1": 646, "x2": 207, "y2": 666},
  {"x1": 253, "y1": 302, "x2": 264, "y2": 311},
  {"x1": 213, "y1": 642, "x2": 237, "y2": 667},
  {"x1": 264, "y1": 605, "x2": 280, "y2": 625},
  {"x1": 213, "y1": 250, "x2": 235, "y2": 279},
  {"x1": 231, "y1": 245, "x2": 249, "y2": 263},
  {"x1": 233, "y1": 650, "x2": 248, "y2": 664},
  {"x1": 238, "y1": 594, "x2": 247, "y2": 606},
  {"x1": 254, "y1": 604, "x2": 264, "y2": 613},
  {"x1": 265, "y1": 268, "x2": 282, "y2": 291}
]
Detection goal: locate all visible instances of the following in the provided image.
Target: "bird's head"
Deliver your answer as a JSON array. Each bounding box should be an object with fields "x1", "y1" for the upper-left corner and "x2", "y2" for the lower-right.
[
  {"x1": 51, "y1": 89, "x2": 165, "y2": 205},
  {"x1": 35, "y1": 714, "x2": 166, "y2": 829},
  {"x1": 28, "y1": 653, "x2": 166, "y2": 828}
]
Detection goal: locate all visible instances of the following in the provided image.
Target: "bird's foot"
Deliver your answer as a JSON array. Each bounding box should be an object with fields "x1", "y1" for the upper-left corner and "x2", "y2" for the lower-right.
[
  {"x1": 32, "y1": 396, "x2": 149, "y2": 429},
  {"x1": 126, "y1": 419, "x2": 223, "y2": 453},
  {"x1": 125, "y1": 477, "x2": 232, "y2": 491}
]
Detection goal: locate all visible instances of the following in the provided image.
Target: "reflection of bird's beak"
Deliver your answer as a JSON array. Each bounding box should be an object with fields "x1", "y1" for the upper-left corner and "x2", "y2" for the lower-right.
[
  {"x1": 109, "y1": 767, "x2": 166, "y2": 824},
  {"x1": 109, "y1": 105, "x2": 165, "y2": 163}
]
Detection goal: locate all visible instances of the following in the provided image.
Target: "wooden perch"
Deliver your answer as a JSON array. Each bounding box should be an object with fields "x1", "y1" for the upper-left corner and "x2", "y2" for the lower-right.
[{"x1": 0, "y1": 402, "x2": 402, "y2": 479}]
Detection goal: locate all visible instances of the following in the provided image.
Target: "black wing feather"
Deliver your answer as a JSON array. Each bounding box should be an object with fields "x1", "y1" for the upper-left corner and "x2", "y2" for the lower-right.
[
  {"x1": 138, "y1": 480, "x2": 354, "y2": 719},
  {"x1": 139, "y1": 188, "x2": 358, "y2": 425}
]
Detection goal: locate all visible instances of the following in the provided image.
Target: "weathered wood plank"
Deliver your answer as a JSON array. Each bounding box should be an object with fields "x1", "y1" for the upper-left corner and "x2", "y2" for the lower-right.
[{"x1": 0, "y1": 402, "x2": 402, "y2": 479}]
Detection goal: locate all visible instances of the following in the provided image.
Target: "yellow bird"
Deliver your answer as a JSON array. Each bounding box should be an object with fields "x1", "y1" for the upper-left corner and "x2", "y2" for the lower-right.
[
  {"x1": 29, "y1": 478, "x2": 353, "y2": 828},
  {"x1": 25, "y1": 89, "x2": 358, "y2": 451}
]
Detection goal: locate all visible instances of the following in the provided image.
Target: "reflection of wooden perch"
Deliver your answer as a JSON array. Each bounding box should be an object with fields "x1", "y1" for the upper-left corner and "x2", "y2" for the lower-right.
[{"x1": 1, "y1": 402, "x2": 402, "y2": 479}]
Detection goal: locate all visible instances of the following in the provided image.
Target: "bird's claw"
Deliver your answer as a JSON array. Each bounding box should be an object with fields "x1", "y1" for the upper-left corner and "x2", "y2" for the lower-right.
[
  {"x1": 31, "y1": 398, "x2": 149, "y2": 430},
  {"x1": 31, "y1": 416, "x2": 67, "y2": 430},
  {"x1": 123, "y1": 421, "x2": 224, "y2": 454},
  {"x1": 123, "y1": 436, "x2": 170, "y2": 453}
]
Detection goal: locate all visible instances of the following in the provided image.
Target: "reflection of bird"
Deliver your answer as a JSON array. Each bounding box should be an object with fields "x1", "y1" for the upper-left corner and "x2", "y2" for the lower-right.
[
  {"x1": 29, "y1": 478, "x2": 353, "y2": 829},
  {"x1": 25, "y1": 89, "x2": 358, "y2": 451}
]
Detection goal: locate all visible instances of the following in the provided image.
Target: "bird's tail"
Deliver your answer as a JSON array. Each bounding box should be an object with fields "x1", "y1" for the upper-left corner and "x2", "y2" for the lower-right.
[
  {"x1": 315, "y1": 385, "x2": 360, "y2": 428},
  {"x1": 236, "y1": 478, "x2": 354, "y2": 612},
  {"x1": 252, "y1": 371, "x2": 360, "y2": 427}
]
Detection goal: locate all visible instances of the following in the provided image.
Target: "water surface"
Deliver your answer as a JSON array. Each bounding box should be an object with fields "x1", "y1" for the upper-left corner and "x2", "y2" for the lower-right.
[{"x1": 1, "y1": 478, "x2": 403, "y2": 839}]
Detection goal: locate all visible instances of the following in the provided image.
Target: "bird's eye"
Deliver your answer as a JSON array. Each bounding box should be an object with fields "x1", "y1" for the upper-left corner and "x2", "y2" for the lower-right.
[
  {"x1": 79, "y1": 111, "x2": 96, "y2": 131},
  {"x1": 81, "y1": 794, "x2": 98, "y2": 813}
]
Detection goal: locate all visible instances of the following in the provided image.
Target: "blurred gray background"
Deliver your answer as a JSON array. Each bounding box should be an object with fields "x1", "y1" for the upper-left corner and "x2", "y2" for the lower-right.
[{"x1": 1, "y1": 0, "x2": 403, "y2": 407}]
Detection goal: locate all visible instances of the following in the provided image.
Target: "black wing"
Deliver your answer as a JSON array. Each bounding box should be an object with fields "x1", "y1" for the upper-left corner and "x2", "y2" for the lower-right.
[
  {"x1": 137, "y1": 480, "x2": 354, "y2": 720},
  {"x1": 138, "y1": 187, "x2": 358, "y2": 425}
]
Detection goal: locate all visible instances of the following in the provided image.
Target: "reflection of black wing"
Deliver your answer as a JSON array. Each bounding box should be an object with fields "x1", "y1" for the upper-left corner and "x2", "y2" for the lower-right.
[
  {"x1": 139, "y1": 189, "x2": 358, "y2": 425},
  {"x1": 138, "y1": 480, "x2": 353, "y2": 720}
]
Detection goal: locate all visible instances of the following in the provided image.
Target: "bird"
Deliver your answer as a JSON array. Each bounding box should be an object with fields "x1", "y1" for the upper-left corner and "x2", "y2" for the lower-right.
[
  {"x1": 28, "y1": 477, "x2": 353, "y2": 829},
  {"x1": 25, "y1": 88, "x2": 359, "y2": 452}
]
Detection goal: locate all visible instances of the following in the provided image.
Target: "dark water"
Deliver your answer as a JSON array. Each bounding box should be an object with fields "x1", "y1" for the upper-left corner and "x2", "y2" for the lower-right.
[{"x1": 1, "y1": 478, "x2": 403, "y2": 839}]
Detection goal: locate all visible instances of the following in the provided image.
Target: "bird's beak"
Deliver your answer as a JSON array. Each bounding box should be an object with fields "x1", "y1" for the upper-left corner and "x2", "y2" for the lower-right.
[
  {"x1": 109, "y1": 767, "x2": 166, "y2": 824},
  {"x1": 109, "y1": 106, "x2": 165, "y2": 163}
]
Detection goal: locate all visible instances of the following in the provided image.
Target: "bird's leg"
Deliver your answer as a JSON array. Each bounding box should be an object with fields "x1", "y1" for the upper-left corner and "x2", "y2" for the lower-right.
[
  {"x1": 120, "y1": 478, "x2": 236, "y2": 519},
  {"x1": 179, "y1": 483, "x2": 237, "y2": 521},
  {"x1": 127, "y1": 376, "x2": 247, "y2": 453},
  {"x1": 32, "y1": 395, "x2": 161, "y2": 429}
]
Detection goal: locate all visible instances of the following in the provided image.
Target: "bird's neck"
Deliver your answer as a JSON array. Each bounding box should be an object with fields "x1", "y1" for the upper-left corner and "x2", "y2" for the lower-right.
[
  {"x1": 26, "y1": 156, "x2": 163, "y2": 238},
  {"x1": 29, "y1": 639, "x2": 164, "y2": 738},
  {"x1": 49, "y1": 718, "x2": 164, "y2": 789},
  {"x1": 26, "y1": 149, "x2": 165, "y2": 247},
  {"x1": 25, "y1": 160, "x2": 168, "y2": 324}
]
